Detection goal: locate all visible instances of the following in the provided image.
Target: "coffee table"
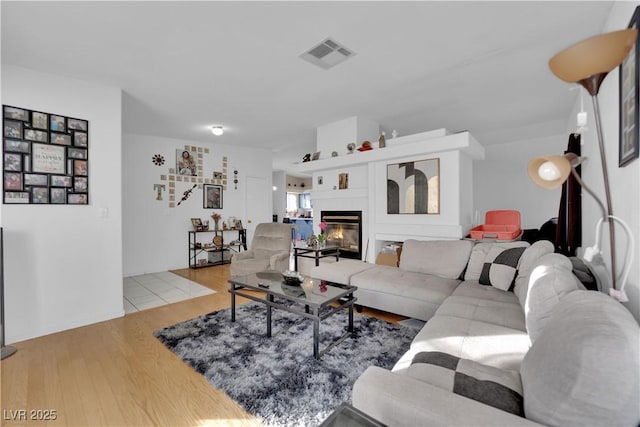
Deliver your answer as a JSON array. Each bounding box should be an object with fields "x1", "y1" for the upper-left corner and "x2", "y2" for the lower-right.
[
  {"x1": 228, "y1": 271, "x2": 357, "y2": 359},
  {"x1": 319, "y1": 402, "x2": 387, "y2": 427}
]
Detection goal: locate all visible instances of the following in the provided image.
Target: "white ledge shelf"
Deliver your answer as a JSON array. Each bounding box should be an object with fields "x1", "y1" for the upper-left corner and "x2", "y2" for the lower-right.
[{"x1": 296, "y1": 130, "x2": 484, "y2": 174}]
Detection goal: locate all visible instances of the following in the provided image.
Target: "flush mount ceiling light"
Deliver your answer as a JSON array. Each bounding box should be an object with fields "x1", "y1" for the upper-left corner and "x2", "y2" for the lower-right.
[{"x1": 211, "y1": 126, "x2": 224, "y2": 136}]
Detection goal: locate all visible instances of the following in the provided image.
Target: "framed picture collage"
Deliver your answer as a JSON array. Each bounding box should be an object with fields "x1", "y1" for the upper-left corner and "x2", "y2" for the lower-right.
[{"x1": 3, "y1": 105, "x2": 89, "y2": 205}]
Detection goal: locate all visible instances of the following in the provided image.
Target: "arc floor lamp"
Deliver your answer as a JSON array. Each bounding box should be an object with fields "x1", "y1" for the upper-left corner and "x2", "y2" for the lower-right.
[{"x1": 530, "y1": 28, "x2": 637, "y2": 300}]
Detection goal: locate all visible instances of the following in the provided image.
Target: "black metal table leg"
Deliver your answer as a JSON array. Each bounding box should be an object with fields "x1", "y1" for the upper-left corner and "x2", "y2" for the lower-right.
[
  {"x1": 267, "y1": 294, "x2": 273, "y2": 337},
  {"x1": 231, "y1": 285, "x2": 236, "y2": 322},
  {"x1": 348, "y1": 296, "x2": 354, "y2": 333},
  {"x1": 313, "y1": 307, "x2": 320, "y2": 359}
]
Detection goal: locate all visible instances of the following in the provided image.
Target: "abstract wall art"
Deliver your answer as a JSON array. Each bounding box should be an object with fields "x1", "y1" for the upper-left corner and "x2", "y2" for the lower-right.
[{"x1": 387, "y1": 158, "x2": 439, "y2": 214}]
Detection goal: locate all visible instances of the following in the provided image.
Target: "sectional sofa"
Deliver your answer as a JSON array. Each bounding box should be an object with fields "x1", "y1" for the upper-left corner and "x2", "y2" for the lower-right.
[{"x1": 311, "y1": 239, "x2": 640, "y2": 426}]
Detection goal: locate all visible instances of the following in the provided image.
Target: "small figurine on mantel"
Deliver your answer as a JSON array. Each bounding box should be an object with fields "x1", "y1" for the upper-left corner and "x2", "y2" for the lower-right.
[
  {"x1": 378, "y1": 131, "x2": 386, "y2": 148},
  {"x1": 391, "y1": 129, "x2": 398, "y2": 139}
]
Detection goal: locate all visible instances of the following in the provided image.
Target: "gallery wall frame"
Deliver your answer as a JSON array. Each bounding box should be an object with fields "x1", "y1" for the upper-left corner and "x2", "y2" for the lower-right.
[
  {"x1": 2, "y1": 105, "x2": 89, "y2": 204},
  {"x1": 386, "y1": 157, "x2": 440, "y2": 214},
  {"x1": 203, "y1": 184, "x2": 223, "y2": 209},
  {"x1": 619, "y1": 5, "x2": 640, "y2": 167}
]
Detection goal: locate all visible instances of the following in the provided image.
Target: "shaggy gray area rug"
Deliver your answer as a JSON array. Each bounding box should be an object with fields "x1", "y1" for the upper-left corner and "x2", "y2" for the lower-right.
[{"x1": 154, "y1": 301, "x2": 417, "y2": 427}]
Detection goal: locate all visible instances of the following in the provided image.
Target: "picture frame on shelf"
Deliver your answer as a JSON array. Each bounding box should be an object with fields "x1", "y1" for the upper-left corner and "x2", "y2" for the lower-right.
[
  {"x1": 191, "y1": 217, "x2": 204, "y2": 231},
  {"x1": 312, "y1": 151, "x2": 321, "y2": 161},
  {"x1": 203, "y1": 184, "x2": 223, "y2": 209},
  {"x1": 619, "y1": 5, "x2": 640, "y2": 167},
  {"x1": 338, "y1": 172, "x2": 348, "y2": 190}
]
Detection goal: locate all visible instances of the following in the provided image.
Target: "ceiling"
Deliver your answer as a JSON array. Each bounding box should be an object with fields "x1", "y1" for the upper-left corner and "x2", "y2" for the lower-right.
[{"x1": 1, "y1": 1, "x2": 613, "y2": 174}]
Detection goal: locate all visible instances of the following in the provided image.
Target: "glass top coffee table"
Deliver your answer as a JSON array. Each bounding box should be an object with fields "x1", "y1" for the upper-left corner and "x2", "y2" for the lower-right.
[{"x1": 228, "y1": 271, "x2": 357, "y2": 359}]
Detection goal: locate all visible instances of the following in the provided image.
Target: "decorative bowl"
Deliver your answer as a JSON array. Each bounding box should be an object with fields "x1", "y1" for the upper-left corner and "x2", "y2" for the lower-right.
[{"x1": 282, "y1": 270, "x2": 304, "y2": 286}]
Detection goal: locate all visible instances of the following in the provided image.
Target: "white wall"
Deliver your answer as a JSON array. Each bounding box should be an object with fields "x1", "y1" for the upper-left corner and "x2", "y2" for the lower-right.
[
  {"x1": 474, "y1": 134, "x2": 567, "y2": 229},
  {"x1": 572, "y1": 1, "x2": 640, "y2": 320},
  {"x1": 272, "y1": 170, "x2": 286, "y2": 220},
  {"x1": 1, "y1": 65, "x2": 123, "y2": 343},
  {"x1": 316, "y1": 116, "x2": 380, "y2": 158},
  {"x1": 122, "y1": 133, "x2": 272, "y2": 276}
]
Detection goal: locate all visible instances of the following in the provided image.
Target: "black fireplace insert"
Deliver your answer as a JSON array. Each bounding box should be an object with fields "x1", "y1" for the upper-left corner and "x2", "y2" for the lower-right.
[{"x1": 321, "y1": 210, "x2": 362, "y2": 260}]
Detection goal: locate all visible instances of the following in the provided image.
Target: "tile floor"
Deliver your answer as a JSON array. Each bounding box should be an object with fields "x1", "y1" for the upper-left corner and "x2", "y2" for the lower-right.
[{"x1": 123, "y1": 271, "x2": 215, "y2": 314}]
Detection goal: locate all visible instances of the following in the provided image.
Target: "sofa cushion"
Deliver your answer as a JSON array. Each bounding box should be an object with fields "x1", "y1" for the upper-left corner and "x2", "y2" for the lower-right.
[
  {"x1": 513, "y1": 240, "x2": 555, "y2": 307},
  {"x1": 309, "y1": 259, "x2": 375, "y2": 284},
  {"x1": 451, "y1": 281, "x2": 521, "y2": 304},
  {"x1": 408, "y1": 351, "x2": 523, "y2": 416},
  {"x1": 435, "y1": 295, "x2": 526, "y2": 331},
  {"x1": 520, "y1": 291, "x2": 640, "y2": 426},
  {"x1": 479, "y1": 246, "x2": 527, "y2": 291},
  {"x1": 400, "y1": 239, "x2": 475, "y2": 279},
  {"x1": 523, "y1": 253, "x2": 584, "y2": 342},
  {"x1": 394, "y1": 314, "x2": 530, "y2": 372},
  {"x1": 465, "y1": 241, "x2": 529, "y2": 281},
  {"x1": 351, "y1": 265, "x2": 460, "y2": 306}
]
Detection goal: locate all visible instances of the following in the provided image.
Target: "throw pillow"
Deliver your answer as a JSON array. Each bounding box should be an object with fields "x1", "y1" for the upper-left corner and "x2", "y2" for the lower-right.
[
  {"x1": 465, "y1": 241, "x2": 529, "y2": 281},
  {"x1": 410, "y1": 351, "x2": 524, "y2": 416},
  {"x1": 478, "y1": 246, "x2": 526, "y2": 291}
]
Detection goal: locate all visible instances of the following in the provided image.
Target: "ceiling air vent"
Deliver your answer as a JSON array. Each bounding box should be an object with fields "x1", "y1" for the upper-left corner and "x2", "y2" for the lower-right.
[{"x1": 300, "y1": 38, "x2": 356, "y2": 70}]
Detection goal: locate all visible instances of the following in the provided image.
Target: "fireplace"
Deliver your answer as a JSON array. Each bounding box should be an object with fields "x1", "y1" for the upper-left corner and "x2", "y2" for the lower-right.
[{"x1": 321, "y1": 210, "x2": 362, "y2": 260}]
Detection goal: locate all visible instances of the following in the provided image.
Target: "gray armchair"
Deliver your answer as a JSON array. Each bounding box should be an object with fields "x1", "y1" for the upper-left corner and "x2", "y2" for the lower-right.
[{"x1": 230, "y1": 223, "x2": 294, "y2": 277}]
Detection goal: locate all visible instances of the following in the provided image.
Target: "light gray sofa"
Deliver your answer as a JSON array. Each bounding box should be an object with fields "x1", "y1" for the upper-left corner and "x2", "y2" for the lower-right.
[{"x1": 313, "y1": 239, "x2": 640, "y2": 426}]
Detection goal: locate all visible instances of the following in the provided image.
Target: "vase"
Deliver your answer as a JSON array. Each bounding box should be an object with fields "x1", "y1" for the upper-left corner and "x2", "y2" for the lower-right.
[{"x1": 214, "y1": 219, "x2": 220, "y2": 230}]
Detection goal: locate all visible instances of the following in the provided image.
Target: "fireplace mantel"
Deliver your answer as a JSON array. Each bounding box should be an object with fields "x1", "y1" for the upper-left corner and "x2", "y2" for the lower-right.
[{"x1": 297, "y1": 130, "x2": 484, "y2": 173}]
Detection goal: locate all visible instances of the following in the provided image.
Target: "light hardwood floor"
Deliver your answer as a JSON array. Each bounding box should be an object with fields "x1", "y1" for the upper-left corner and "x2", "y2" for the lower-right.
[{"x1": 1, "y1": 265, "x2": 403, "y2": 426}]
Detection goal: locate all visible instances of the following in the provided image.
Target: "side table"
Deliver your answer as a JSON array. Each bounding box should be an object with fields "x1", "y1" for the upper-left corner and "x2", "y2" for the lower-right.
[{"x1": 293, "y1": 245, "x2": 340, "y2": 271}]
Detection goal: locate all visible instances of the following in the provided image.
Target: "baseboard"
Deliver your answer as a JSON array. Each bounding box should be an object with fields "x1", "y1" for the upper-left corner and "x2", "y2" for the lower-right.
[{"x1": 6, "y1": 308, "x2": 125, "y2": 344}]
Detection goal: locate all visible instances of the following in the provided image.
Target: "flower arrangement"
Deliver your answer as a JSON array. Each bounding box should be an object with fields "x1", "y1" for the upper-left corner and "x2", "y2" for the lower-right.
[
  {"x1": 317, "y1": 221, "x2": 328, "y2": 245},
  {"x1": 211, "y1": 213, "x2": 222, "y2": 229}
]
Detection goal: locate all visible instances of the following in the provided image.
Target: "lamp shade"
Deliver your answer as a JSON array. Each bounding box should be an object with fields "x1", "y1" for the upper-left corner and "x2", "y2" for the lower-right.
[
  {"x1": 549, "y1": 29, "x2": 637, "y2": 85},
  {"x1": 528, "y1": 155, "x2": 573, "y2": 189}
]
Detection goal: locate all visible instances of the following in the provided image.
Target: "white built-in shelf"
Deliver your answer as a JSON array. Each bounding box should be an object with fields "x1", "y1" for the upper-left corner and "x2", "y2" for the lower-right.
[{"x1": 296, "y1": 130, "x2": 484, "y2": 174}]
